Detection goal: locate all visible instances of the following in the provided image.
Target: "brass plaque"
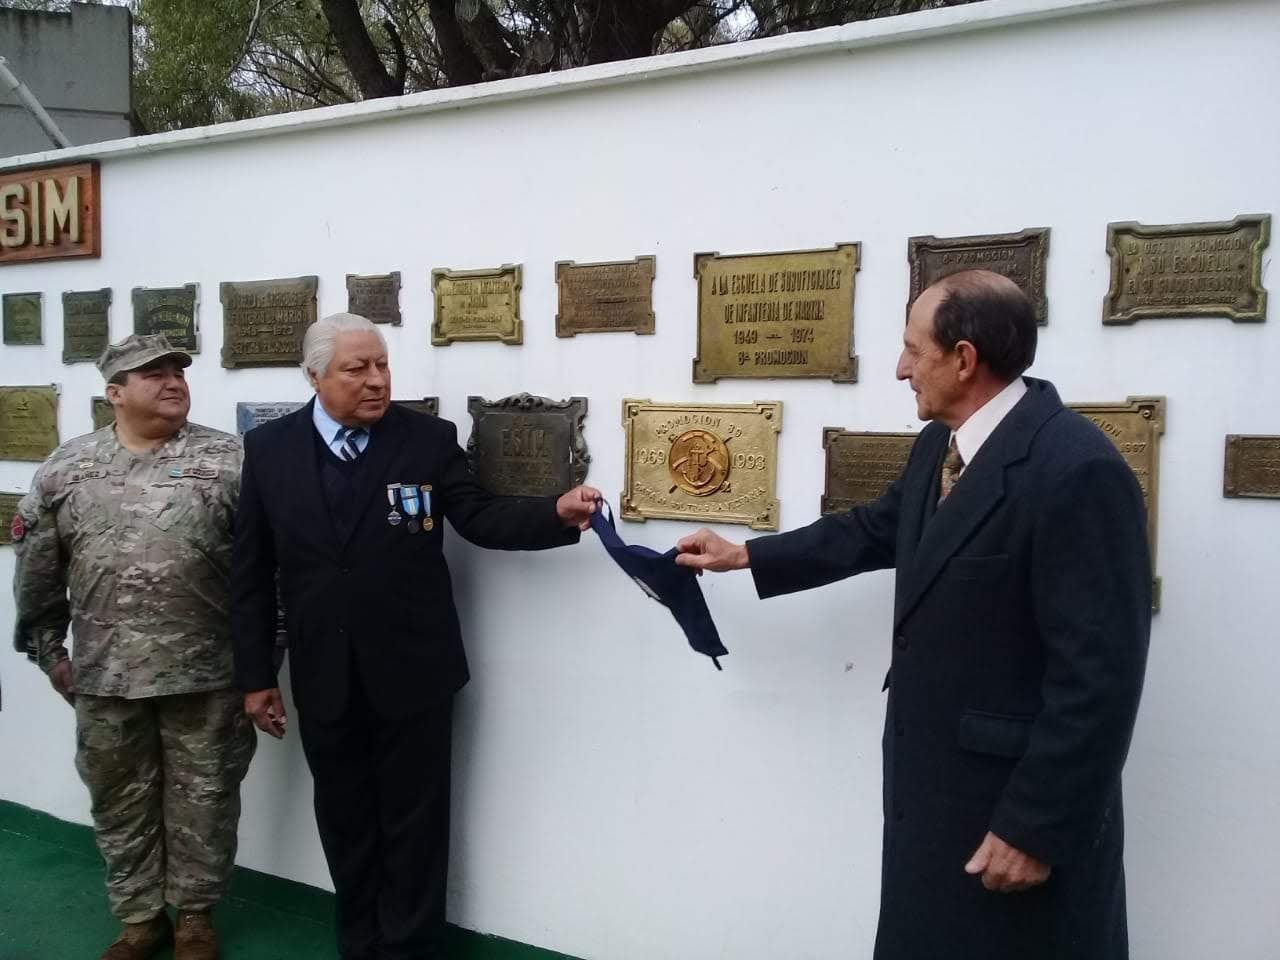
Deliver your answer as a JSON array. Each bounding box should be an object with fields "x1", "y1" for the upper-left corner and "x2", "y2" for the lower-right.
[
  {"x1": 3, "y1": 292, "x2": 42, "y2": 344},
  {"x1": 221, "y1": 276, "x2": 318, "y2": 368},
  {"x1": 1104, "y1": 215, "x2": 1270, "y2": 324},
  {"x1": 1068, "y1": 396, "x2": 1165, "y2": 611},
  {"x1": 0, "y1": 491, "x2": 24, "y2": 545},
  {"x1": 431, "y1": 265, "x2": 522, "y2": 345},
  {"x1": 908, "y1": 228, "x2": 1050, "y2": 325},
  {"x1": 396, "y1": 397, "x2": 439, "y2": 418},
  {"x1": 1224, "y1": 435, "x2": 1280, "y2": 499},
  {"x1": 91, "y1": 396, "x2": 114, "y2": 430},
  {"x1": 821, "y1": 430, "x2": 917, "y2": 515},
  {"x1": 235, "y1": 401, "x2": 305, "y2": 436},
  {"x1": 621, "y1": 399, "x2": 781, "y2": 530},
  {"x1": 132, "y1": 284, "x2": 199, "y2": 352},
  {"x1": 693, "y1": 244, "x2": 859, "y2": 383},
  {"x1": 0, "y1": 386, "x2": 59, "y2": 461},
  {"x1": 466, "y1": 394, "x2": 588, "y2": 497},
  {"x1": 555, "y1": 256, "x2": 655, "y2": 337},
  {"x1": 347, "y1": 271, "x2": 401, "y2": 326},
  {"x1": 62, "y1": 288, "x2": 111, "y2": 363}
]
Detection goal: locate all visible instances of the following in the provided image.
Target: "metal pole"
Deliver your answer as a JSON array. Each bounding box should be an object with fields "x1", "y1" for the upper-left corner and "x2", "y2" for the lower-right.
[{"x1": 0, "y1": 55, "x2": 72, "y2": 149}]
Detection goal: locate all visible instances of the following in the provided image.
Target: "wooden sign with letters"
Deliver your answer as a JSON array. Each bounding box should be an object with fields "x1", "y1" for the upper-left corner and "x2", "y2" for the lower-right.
[{"x1": 0, "y1": 162, "x2": 101, "y2": 265}]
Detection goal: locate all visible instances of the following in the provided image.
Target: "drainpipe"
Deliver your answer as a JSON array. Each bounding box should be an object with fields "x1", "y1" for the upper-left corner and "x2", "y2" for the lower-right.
[{"x1": 0, "y1": 55, "x2": 72, "y2": 149}]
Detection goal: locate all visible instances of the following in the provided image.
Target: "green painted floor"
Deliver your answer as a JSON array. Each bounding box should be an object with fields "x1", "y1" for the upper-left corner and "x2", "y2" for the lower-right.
[{"x1": 0, "y1": 801, "x2": 580, "y2": 960}]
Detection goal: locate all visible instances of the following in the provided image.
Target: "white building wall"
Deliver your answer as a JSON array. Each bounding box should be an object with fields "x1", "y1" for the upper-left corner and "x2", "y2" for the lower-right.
[{"x1": 0, "y1": 1, "x2": 1277, "y2": 957}]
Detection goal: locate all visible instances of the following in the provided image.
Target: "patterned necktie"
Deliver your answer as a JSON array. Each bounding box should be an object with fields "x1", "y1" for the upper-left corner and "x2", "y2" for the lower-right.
[
  {"x1": 938, "y1": 435, "x2": 964, "y2": 502},
  {"x1": 338, "y1": 427, "x2": 366, "y2": 462}
]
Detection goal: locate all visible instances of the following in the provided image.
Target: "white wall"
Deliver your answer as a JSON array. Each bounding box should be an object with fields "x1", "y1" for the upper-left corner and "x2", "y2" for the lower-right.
[{"x1": 1, "y1": 1, "x2": 1278, "y2": 957}]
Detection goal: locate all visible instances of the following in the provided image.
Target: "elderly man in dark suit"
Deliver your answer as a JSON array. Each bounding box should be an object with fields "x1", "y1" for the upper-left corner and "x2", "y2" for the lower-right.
[
  {"x1": 676, "y1": 270, "x2": 1151, "y2": 959},
  {"x1": 232, "y1": 313, "x2": 599, "y2": 960}
]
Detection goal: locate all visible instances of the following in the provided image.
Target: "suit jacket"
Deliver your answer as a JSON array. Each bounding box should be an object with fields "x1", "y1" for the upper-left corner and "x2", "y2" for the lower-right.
[
  {"x1": 749, "y1": 378, "x2": 1150, "y2": 960},
  {"x1": 232, "y1": 399, "x2": 578, "y2": 722}
]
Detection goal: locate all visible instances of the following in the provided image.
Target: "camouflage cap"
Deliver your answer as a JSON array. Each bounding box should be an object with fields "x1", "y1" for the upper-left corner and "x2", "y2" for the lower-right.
[{"x1": 97, "y1": 333, "x2": 193, "y2": 381}]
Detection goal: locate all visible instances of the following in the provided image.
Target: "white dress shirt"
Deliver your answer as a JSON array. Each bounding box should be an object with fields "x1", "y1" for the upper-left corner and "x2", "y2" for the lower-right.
[
  {"x1": 313, "y1": 399, "x2": 371, "y2": 458},
  {"x1": 950, "y1": 377, "x2": 1027, "y2": 476}
]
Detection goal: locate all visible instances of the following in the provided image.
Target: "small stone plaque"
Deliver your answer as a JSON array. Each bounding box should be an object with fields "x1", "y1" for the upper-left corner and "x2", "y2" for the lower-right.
[
  {"x1": 91, "y1": 396, "x2": 114, "y2": 430},
  {"x1": 908, "y1": 228, "x2": 1050, "y2": 325},
  {"x1": 0, "y1": 491, "x2": 24, "y2": 544},
  {"x1": 693, "y1": 244, "x2": 859, "y2": 383},
  {"x1": 0, "y1": 386, "x2": 59, "y2": 461},
  {"x1": 347, "y1": 272, "x2": 402, "y2": 326},
  {"x1": 221, "y1": 276, "x2": 318, "y2": 368},
  {"x1": 62, "y1": 288, "x2": 111, "y2": 363},
  {"x1": 431, "y1": 265, "x2": 522, "y2": 345},
  {"x1": 555, "y1": 256, "x2": 656, "y2": 337},
  {"x1": 235, "y1": 402, "x2": 306, "y2": 436},
  {"x1": 3, "y1": 292, "x2": 43, "y2": 344},
  {"x1": 132, "y1": 284, "x2": 199, "y2": 352},
  {"x1": 821, "y1": 430, "x2": 917, "y2": 515},
  {"x1": 621, "y1": 399, "x2": 781, "y2": 530},
  {"x1": 1223, "y1": 435, "x2": 1280, "y2": 499},
  {"x1": 466, "y1": 394, "x2": 588, "y2": 497},
  {"x1": 1068, "y1": 395, "x2": 1165, "y2": 610},
  {"x1": 395, "y1": 398, "x2": 439, "y2": 418},
  {"x1": 1104, "y1": 215, "x2": 1270, "y2": 324}
]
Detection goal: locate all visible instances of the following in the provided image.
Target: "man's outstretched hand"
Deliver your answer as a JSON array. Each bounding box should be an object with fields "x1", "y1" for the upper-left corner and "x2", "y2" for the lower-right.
[
  {"x1": 675, "y1": 528, "x2": 750, "y2": 573},
  {"x1": 556, "y1": 485, "x2": 603, "y2": 531}
]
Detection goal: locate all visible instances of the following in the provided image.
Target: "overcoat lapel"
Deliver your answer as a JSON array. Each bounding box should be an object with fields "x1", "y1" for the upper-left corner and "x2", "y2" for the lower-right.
[
  {"x1": 340, "y1": 403, "x2": 405, "y2": 550},
  {"x1": 283, "y1": 398, "x2": 339, "y2": 556}
]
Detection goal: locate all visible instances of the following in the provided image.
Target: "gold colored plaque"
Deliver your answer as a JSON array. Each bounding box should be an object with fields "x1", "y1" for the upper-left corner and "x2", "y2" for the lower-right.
[
  {"x1": 91, "y1": 396, "x2": 114, "y2": 430},
  {"x1": 431, "y1": 264, "x2": 522, "y2": 345},
  {"x1": 621, "y1": 399, "x2": 781, "y2": 530},
  {"x1": 1223, "y1": 435, "x2": 1280, "y2": 499},
  {"x1": 908, "y1": 228, "x2": 1049, "y2": 325},
  {"x1": 1068, "y1": 396, "x2": 1165, "y2": 611},
  {"x1": 821, "y1": 430, "x2": 917, "y2": 515},
  {"x1": 692, "y1": 244, "x2": 859, "y2": 383},
  {"x1": 0, "y1": 491, "x2": 23, "y2": 544},
  {"x1": 0, "y1": 386, "x2": 59, "y2": 461},
  {"x1": 1104, "y1": 215, "x2": 1270, "y2": 324},
  {"x1": 555, "y1": 256, "x2": 655, "y2": 337}
]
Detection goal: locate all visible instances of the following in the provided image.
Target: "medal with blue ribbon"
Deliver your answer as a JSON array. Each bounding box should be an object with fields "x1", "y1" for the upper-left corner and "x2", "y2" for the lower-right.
[
  {"x1": 421, "y1": 484, "x2": 433, "y2": 531},
  {"x1": 386, "y1": 483, "x2": 403, "y2": 526},
  {"x1": 400, "y1": 484, "x2": 421, "y2": 533}
]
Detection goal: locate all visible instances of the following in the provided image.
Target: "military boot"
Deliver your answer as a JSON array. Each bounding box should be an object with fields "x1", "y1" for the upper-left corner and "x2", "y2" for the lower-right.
[
  {"x1": 175, "y1": 909, "x2": 219, "y2": 960},
  {"x1": 99, "y1": 913, "x2": 172, "y2": 960}
]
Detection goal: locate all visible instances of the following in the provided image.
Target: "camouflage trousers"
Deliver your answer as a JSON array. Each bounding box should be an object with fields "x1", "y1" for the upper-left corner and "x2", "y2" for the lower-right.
[{"x1": 74, "y1": 688, "x2": 257, "y2": 922}]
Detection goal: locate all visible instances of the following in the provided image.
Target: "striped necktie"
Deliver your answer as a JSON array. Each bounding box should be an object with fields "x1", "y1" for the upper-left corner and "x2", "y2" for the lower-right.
[
  {"x1": 338, "y1": 427, "x2": 366, "y2": 462},
  {"x1": 938, "y1": 435, "x2": 964, "y2": 502}
]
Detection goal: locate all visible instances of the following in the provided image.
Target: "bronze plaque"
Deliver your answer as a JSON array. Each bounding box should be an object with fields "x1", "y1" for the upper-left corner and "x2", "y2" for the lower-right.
[
  {"x1": 133, "y1": 284, "x2": 199, "y2": 352},
  {"x1": 396, "y1": 397, "x2": 439, "y2": 418},
  {"x1": 62, "y1": 288, "x2": 111, "y2": 363},
  {"x1": 431, "y1": 265, "x2": 522, "y2": 345},
  {"x1": 0, "y1": 386, "x2": 59, "y2": 461},
  {"x1": 1104, "y1": 215, "x2": 1270, "y2": 324},
  {"x1": 3, "y1": 292, "x2": 42, "y2": 344},
  {"x1": 1224, "y1": 435, "x2": 1280, "y2": 499},
  {"x1": 0, "y1": 162, "x2": 101, "y2": 266},
  {"x1": 0, "y1": 491, "x2": 24, "y2": 544},
  {"x1": 347, "y1": 272, "x2": 402, "y2": 326},
  {"x1": 91, "y1": 396, "x2": 114, "y2": 430},
  {"x1": 821, "y1": 430, "x2": 917, "y2": 515},
  {"x1": 621, "y1": 399, "x2": 781, "y2": 530},
  {"x1": 221, "y1": 276, "x2": 318, "y2": 368},
  {"x1": 1068, "y1": 396, "x2": 1165, "y2": 610},
  {"x1": 908, "y1": 228, "x2": 1050, "y2": 325},
  {"x1": 555, "y1": 256, "x2": 655, "y2": 337},
  {"x1": 693, "y1": 244, "x2": 859, "y2": 383},
  {"x1": 466, "y1": 394, "x2": 588, "y2": 497}
]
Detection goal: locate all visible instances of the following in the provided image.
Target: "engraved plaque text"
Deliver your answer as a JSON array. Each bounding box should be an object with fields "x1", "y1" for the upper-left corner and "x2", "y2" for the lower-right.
[
  {"x1": 466, "y1": 394, "x2": 588, "y2": 497},
  {"x1": 555, "y1": 256, "x2": 655, "y2": 336},
  {"x1": 432, "y1": 265, "x2": 521, "y2": 345},
  {"x1": 133, "y1": 285, "x2": 199, "y2": 352},
  {"x1": 1224, "y1": 435, "x2": 1280, "y2": 499},
  {"x1": 347, "y1": 272, "x2": 402, "y2": 326},
  {"x1": 0, "y1": 386, "x2": 59, "y2": 461},
  {"x1": 3, "y1": 292, "x2": 42, "y2": 344},
  {"x1": 221, "y1": 276, "x2": 318, "y2": 368},
  {"x1": 821, "y1": 430, "x2": 917, "y2": 515},
  {"x1": 908, "y1": 228, "x2": 1050, "y2": 324},
  {"x1": 62, "y1": 289, "x2": 111, "y2": 363},
  {"x1": 91, "y1": 396, "x2": 114, "y2": 431}
]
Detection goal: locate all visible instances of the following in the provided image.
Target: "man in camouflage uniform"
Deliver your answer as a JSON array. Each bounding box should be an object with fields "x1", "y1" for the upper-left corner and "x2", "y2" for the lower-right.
[{"x1": 12, "y1": 334, "x2": 255, "y2": 960}]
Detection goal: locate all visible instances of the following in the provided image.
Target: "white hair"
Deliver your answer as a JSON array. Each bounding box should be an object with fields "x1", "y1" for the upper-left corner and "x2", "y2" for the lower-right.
[{"x1": 302, "y1": 312, "x2": 386, "y2": 381}]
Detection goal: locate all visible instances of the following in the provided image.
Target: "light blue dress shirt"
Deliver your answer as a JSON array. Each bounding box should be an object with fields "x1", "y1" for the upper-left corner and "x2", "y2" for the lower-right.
[{"x1": 312, "y1": 400, "x2": 370, "y2": 458}]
